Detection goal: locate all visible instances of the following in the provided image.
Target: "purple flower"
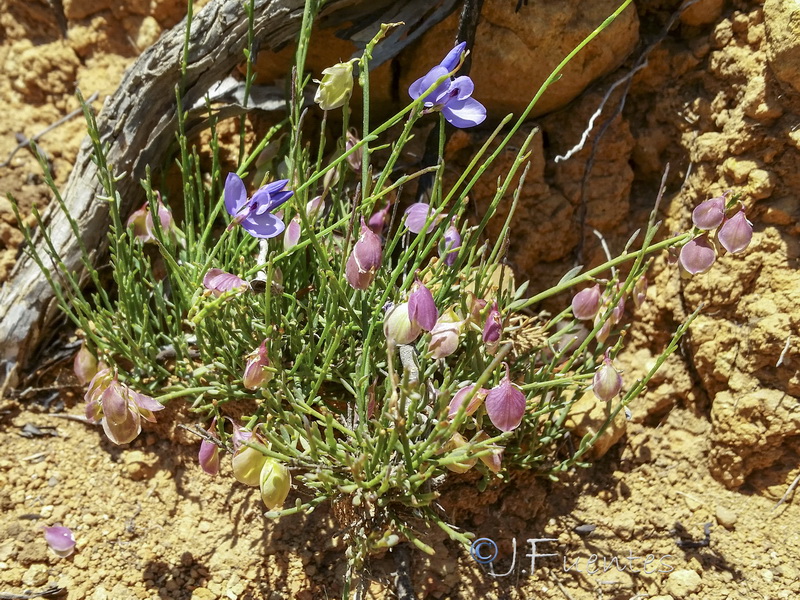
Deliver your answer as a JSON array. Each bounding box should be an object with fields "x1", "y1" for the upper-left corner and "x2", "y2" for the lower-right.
[
  {"x1": 408, "y1": 280, "x2": 439, "y2": 331},
  {"x1": 482, "y1": 302, "x2": 502, "y2": 346},
  {"x1": 485, "y1": 364, "x2": 526, "y2": 432},
  {"x1": 368, "y1": 202, "x2": 391, "y2": 234},
  {"x1": 203, "y1": 268, "x2": 248, "y2": 296},
  {"x1": 439, "y1": 220, "x2": 461, "y2": 266},
  {"x1": 572, "y1": 285, "x2": 602, "y2": 321},
  {"x1": 679, "y1": 234, "x2": 716, "y2": 274},
  {"x1": 692, "y1": 195, "x2": 726, "y2": 230},
  {"x1": 345, "y1": 218, "x2": 383, "y2": 289},
  {"x1": 127, "y1": 197, "x2": 175, "y2": 243},
  {"x1": 243, "y1": 339, "x2": 272, "y2": 390},
  {"x1": 408, "y1": 42, "x2": 486, "y2": 128},
  {"x1": 84, "y1": 368, "x2": 164, "y2": 445},
  {"x1": 593, "y1": 353, "x2": 623, "y2": 401},
  {"x1": 404, "y1": 203, "x2": 442, "y2": 234},
  {"x1": 447, "y1": 384, "x2": 488, "y2": 418},
  {"x1": 224, "y1": 173, "x2": 293, "y2": 239},
  {"x1": 43, "y1": 526, "x2": 76, "y2": 558},
  {"x1": 198, "y1": 418, "x2": 220, "y2": 476},
  {"x1": 718, "y1": 210, "x2": 753, "y2": 254}
]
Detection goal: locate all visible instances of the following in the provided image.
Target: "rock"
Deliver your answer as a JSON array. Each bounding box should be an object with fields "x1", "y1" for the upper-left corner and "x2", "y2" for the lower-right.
[
  {"x1": 122, "y1": 450, "x2": 159, "y2": 481},
  {"x1": 191, "y1": 588, "x2": 218, "y2": 600},
  {"x1": 563, "y1": 390, "x2": 627, "y2": 459},
  {"x1": 667, "y1": 569, "x2": 703, "y2": 596},
  {"x1": 22, "y1": 563, "x2": 48, "y2": 587},
  {"x1": 680, "y1": 0, "x2": 725, "y2": 27},
  {"x1": 764, "y1": 0, "x2": 800, "y2": 93},
  {"x1": 715, "y1": 505, "x2": 738, "y2": 529}
]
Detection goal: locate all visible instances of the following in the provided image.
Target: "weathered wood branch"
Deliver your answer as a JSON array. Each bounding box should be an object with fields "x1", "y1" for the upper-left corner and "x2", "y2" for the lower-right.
[{"x1": 0, "y1": 0, "x2": 459, "y2": 392}]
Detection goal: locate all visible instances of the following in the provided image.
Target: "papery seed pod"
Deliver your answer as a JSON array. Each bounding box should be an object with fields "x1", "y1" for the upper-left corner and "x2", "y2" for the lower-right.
[
  {"x1": 259, "y1": 458, "x2": 292, "y2": 510},
  {"x1": 345, "y1": 218, "x2": 383, "y2": 290},
  {"x1": 443, "y1": 432, "x2": 477, "y2": 473},
  {"x1": 593, "y1": 353, "x2": 623, "y2": 401},
  {"x1": 572, "y1": 285, "x2": 602, "y2": 320},
  {"x1": 232, "y1": 445, "x2": 267, "y2": 487},
  {"x1": 692, "y1": 195, "x2": 726, "y2": 230},
  {"x1": 383, "y1": 302, "x2": 422, "y2": 345},
  {"x1": 408, "y1": 280, "x2": 438, "y2": 331},
  {"x1": 43, "y1": 526, "x2": 76, "y2": 558},
  {"x1": 447, "y1": 384, "x2": 488, "y2": 418},
  {"x1": 73, "y1": 342, "x2": 98, "y2": 386},
  {"x1": 485, "y1": 364, "x2": 526, "y2": 432},
  {"x1": 243, "y1": 339, "x2": 272, "y2": 390},
  {"x1": 717, "y1": 210, "x2": 753, "y2": 254},
  {"x1": 679, "y1": 234, "x2": 716, "y2": 274}
]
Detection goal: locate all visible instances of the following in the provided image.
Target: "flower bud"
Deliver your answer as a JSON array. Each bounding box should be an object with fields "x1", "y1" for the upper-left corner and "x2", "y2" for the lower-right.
[
  {"x1": 443, "y1": 432, "x2": 477, "y2": 473},
  {"x1": 198, "y1": 419, "x2": 220, "y2": 476},
  {"x1": 447, "y1": 384, "x2": 488, "y2": 418},
  {"x1": 73, "y1": 342, "x2": 98, "y2": 386},
  {"x1": 692, "y1": 195, "x2": 726, "y2": 230},
  {"x1": 232, "y1": 445, "x2": 267, "y2": 487},
  {"x1": 679, "y1": 234, "x2": 716, "y2": 274},
  {"x1": 593, "y1": 353, "x2": 623, "y2": 401},
  {"x1": 305, "y1": 196, "x2": 325, "y2": 221},
  {"x1": 345, "y1": 129, "x2": 362, "y2": 173},
  {"x1": 314, "y1": 61, "x2": 355, "y2": 110},
  {"x1": 259, "y1": 458, "x2": 292, "y2": 510},
  {"x1": 383, "y1": 302, "x2": 422, "y2": 345},
  {"x1": 572, "y1": 284, "x2": 601, "y2": 320},
  {"x1": 717, "y1": 210, "x2": 753, "y2": 254},
  {"x1": 345, "y1": 218, "x2": 383, "y2": 290},
  {"x1": 439, "y1": 220, "x2": 461, "y2": 266},
  {"x1": 485, "y1": 364, "x2": 526, "y2": 432},
  {"x1": 43, "y1": 526, "x2": 76, "y2": 558},
  {"x1": 243, "y1": 339, "x2": 272, "y2": 390},
  {"x1": 203, "y1": 268, "x2": 247, "y2": 296},
  {"x1": 408, "y1": 280, "x2": 438, "y2": 331},
  {"x1": 482, "y1": 302, "x2": 502, "y2": 346},
  {"x1": 429, "y1": 309, "x2": 464, "y2": 359},
  {"x1": 283, "y1": 215, "x2": 301, "y2": 250}
]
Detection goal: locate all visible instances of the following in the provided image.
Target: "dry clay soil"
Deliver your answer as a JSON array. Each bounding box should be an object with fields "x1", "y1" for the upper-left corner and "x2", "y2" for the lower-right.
[{"x1": 1, "y1": 0, "x2": 799, "y2": 599}]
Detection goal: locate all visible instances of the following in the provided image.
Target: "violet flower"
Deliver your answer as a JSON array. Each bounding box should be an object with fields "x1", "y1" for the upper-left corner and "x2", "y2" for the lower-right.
[
  {"x1": 224, "y1": 173, "x2": 293, "y2": 239},
  {"x1": 43, "y1": 525, "x2": 76, "y2": 558},
  {"x1": 408, "y1": 42, "x2": 486, "y2": 128},
  {"x1": 718, "y1": 210, "x2": 753, "y2": 254},
  {"x1": 404, "y1": 203, "x2": 442, "y2": 234},
  {"x1": 679, "y1": 234, "x2": 716, "y2": 274},
  {"x1": 408, "y1": 280, "x2": 438, "y2": 331},
  {"x1": 482, "y1": 303, "x2": 502, "y2": 346},
  {"x1": 485, "y1": 364, "x2": 526, "y2": 432},
  {"x1": 439, "y1": 220, "x2": 461, "y2": 266},
  {"x1": 198, "y1": 418, "x2": 220, "y2": 476},
  {"x1": 84, "y1": 368, "x2": 164, "y2": 445},
  {"x1": 203, "y1": 268, "x2": 248, "y2": 296},
  {"x1": 345, "y1": 218, "x2": 383, "y2": 289}
]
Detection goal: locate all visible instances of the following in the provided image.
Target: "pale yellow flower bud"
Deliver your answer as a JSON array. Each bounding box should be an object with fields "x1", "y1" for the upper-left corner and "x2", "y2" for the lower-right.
[{"x1": 314, "y1": 61, "x2": 356, "y2": 111}]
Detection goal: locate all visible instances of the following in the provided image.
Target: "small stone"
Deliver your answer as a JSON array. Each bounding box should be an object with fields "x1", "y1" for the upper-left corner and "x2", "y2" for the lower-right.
[
  {"x1": 22, "y1": 563, "x2": 48, "y2": 587},
  {"x1": 123, "y1": 450, "x2": 159, "y2": 481},
  {"x1": 191, "y1": 588, "x2": 217, "y2": 600},
  {"x1": 92, "y1": 587, "x2": 108, "y2": 600},
  {"x1": 682, "y1": 494, "x2": 703, "y2": 511},
  {"x1": 715, "y1": 505, "x2": 738, "y2": 529},
  {"x1": 667, "y1": 569, "x2": 703, "y2": 596}
]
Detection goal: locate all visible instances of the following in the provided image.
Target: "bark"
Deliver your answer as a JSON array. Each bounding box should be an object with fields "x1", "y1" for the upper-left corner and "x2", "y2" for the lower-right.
[{"x1": 0, "y1": 0, "x2": 460, "y2": 392}]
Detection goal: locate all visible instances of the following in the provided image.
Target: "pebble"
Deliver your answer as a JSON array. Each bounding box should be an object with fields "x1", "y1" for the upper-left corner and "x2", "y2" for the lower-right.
[
  {"x1": 667, "y1": 569, "x2": 703, "y2": 596},
  {"x1": 122, "y1": 450, "x2": 159, "y2": 481},
  {"x1": 715, "y1": 505, "x2": 738, "y2": 529},
  {"x1": 22, "y1": 563, "x2": 48, "y2": 587},
  {"x1": 191, "y1": 588, "x2": 217, "y2": 600}
]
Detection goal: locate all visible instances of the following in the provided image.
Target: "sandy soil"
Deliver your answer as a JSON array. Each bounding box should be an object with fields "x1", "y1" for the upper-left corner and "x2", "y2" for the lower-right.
[{"x1": 1, "y1": 0, "x2": 798, "y2": 599}]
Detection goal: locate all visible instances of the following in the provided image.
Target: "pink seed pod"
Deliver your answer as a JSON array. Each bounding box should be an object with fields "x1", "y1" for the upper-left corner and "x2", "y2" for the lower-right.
[
  {"x1": 593, "y1": 353, "x2": 623, "y2": 401},
  {"x1": 408, "y1": 280, "x2": 439, "y2": 331},
  {"x1": 572, "y1": 285, "x2": 602, "y2": 321},
  {"x1": 485, "y1": 364, "x2": 526, "y2": 432}
]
